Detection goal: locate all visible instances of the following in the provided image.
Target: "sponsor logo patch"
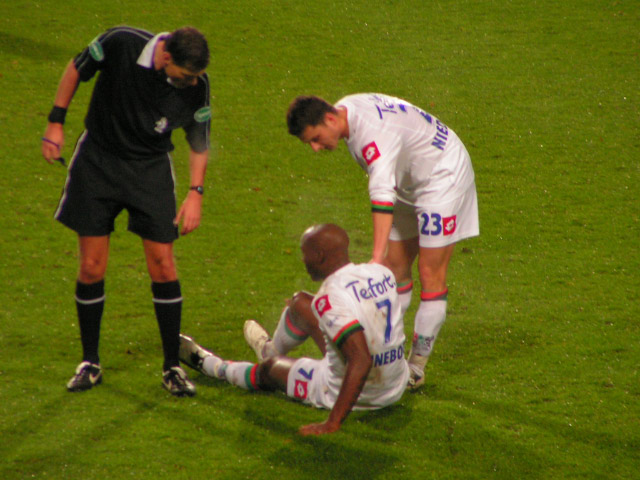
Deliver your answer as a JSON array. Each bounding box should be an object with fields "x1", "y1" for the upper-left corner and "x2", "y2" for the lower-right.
[
  {"x1": 362, "y1": 141, "x2": 381, "y2": 165},
  {"x1": 314, "y1": 295, "x2": 332, "y2": 316},
  {"x1": 443, "y1": 215, "x2": 457, "y2": 235},
  {"x1": 194, "y1": 106, "x2": 211, "y2": 123},
  {"x1": 294, "y1": 380, "x2": 308, "y2": 399}
]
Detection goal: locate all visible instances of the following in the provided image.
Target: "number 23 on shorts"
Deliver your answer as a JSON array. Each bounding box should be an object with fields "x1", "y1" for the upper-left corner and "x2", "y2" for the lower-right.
[{"x1": 420, "y1": 213, "x2": 457, "y2": 236}]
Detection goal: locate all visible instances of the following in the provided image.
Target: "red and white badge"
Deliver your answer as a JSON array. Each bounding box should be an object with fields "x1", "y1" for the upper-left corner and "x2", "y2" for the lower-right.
[
  {"x1": 362, "y1": 141, "x2": 381, "y2": 165},
  {"x1": 294, "y1": 380, "x2": 308, "y2": 399},
  {"x1": 314, "y1": 295, "x2": 332, "y2": 316},
  {"x1": 443, "y1": 215, "x2": 457, "y2": 235}
]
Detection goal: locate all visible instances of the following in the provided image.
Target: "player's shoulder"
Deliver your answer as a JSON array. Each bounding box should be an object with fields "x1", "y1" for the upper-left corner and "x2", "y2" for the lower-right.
[
  {"x1": 326, "y1": 262, "x2": 397, "y2": 295},
  {"x1": 336, "y1": 93, "x2": 373, "y2": 109},
  {"x1": 350, "y1": 260, "x2": 394, "y2": 277},
  {"x1": 99, "y1": 26, "x2": 153, "y2": 46}
]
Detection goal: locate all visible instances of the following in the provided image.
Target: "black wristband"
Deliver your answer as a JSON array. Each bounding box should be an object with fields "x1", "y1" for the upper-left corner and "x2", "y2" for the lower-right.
[
  {"x1": 190, "y1": 186, "x2": 204, "y2": 195},
  {"x1": 48, "y1": 106, "x2": 67, "y2": 124}
]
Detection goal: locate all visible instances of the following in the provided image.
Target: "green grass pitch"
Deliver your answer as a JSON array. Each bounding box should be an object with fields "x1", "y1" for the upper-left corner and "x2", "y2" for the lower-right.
[{"x1": 0, "y1": 1, "x2": 638, "y2": 478}]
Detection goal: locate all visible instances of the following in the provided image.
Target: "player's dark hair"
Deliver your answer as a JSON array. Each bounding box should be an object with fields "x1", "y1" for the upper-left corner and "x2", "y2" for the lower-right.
[
  {"x1": 165, "y1": 27, "x2": 209, "y2": 72},
  {"x1": 287, "y1": 96, "x2": 338, "y2": 138}
]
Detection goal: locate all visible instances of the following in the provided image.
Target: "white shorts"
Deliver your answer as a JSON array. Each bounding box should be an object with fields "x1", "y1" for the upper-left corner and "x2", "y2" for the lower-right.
[
  {"x1": 286, "y1": 356, "x2": 407, "y2": 411},
  {"x1": 390, "y1": 180, "x2": 479, "y2": 248},
  {"x1": 287, "y1": 357, "x2": 333, "y2": 409}
]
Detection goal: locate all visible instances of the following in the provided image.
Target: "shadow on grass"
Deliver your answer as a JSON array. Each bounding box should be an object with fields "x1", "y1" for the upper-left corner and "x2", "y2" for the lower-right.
[
  {"x1": 242, "y1": 401, "x2": 412, "y2": 480},
  {"x1": 0, "y1": 31, "x2": 74, "y2": 61}
]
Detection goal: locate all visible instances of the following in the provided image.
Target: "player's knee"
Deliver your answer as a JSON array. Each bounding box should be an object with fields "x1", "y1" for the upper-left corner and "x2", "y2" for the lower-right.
[
  {"x1": 79, "y1": 257, "x2": 106, "y2": 283},
  {"x1": 290, "y1": 291, "x2": 313, "y2": 315},
  {"x1": 289, "y1": 292, "x2": 316, "y2": 332},
  {"x1": 257, "y1": 357, "x2": 279, "y2": 391},
  {"x1": 147, "y1": 256, "x2": 177, "y2": 282}
]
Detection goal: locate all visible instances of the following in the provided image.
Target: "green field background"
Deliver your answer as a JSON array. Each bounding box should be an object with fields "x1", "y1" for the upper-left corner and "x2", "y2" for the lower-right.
[{"x1": 0, "y1": 1, "x2": 638, "y2": 479}]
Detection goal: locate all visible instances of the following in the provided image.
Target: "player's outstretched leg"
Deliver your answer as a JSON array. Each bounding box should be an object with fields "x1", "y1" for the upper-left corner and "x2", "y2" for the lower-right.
[
  {"x1": 179, "y1": 333, "x2": 227, "y2": 379},
  {"x1": 179, "y1": 333, "x2": 263, "y2": 390},
  {"x1": 179, "y1": 334, "x2": 212, "y2": 373}
]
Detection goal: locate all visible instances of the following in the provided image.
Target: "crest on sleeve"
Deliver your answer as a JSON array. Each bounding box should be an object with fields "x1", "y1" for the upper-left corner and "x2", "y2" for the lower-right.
[
  {"x1": 314, "y1": 295, "x2": 332, "y2": 316},
  {"x1": 194, "y1": 106, "x2": 211, "y2": 123},
  {"x1": 88, "y1": 38, "x2": 105, "y2": 62},
  {"x1": 362, "y1": 141, "x2": 381, "y2": 165}
]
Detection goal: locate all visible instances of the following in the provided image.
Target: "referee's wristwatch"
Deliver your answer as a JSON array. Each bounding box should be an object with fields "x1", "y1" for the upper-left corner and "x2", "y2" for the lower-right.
[{"x1": 190, "y1": 185, "x2": 204, "y2": 195}]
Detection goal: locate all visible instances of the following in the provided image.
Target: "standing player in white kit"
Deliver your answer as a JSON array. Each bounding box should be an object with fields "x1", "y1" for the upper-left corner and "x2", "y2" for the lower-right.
[{"x1": 286, "y1": 94, "x2": 479, "y2": 389}]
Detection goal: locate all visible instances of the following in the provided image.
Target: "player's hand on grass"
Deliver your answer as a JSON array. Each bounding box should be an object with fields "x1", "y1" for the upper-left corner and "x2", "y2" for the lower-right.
[
  {"x1": 298, "y1": 420, "x2": 341, "y2": 436},
  {"x1": 174, "y1": 191, "x2": 202, "y2": 235}
]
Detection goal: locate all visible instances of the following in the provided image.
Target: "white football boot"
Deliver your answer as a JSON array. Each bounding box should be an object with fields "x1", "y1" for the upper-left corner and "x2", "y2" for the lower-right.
[{"x1": 243, "y1": 320, "x2": 277, "y2": 362}]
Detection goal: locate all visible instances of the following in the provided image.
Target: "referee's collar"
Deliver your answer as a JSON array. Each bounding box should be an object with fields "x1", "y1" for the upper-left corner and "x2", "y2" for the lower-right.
[{"x1": 137, "y1": 32, "x2": 170, "y2": 69}]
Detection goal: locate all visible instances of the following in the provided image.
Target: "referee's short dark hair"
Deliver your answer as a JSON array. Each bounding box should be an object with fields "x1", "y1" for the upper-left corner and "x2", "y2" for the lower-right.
[{"x1": 166, "y1": 27, "x2": 209, "y2": 72}]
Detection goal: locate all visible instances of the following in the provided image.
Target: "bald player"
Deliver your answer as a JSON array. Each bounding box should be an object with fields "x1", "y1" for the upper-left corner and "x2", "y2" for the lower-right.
[{"x1": 179, "y1": 224, "x2": 409, "y2": 436}]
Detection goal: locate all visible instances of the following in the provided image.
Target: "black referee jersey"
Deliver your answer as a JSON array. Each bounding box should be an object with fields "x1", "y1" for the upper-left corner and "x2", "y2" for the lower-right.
[{"x1": 73, "y1": 26, "x2": 211, "y2": 159}]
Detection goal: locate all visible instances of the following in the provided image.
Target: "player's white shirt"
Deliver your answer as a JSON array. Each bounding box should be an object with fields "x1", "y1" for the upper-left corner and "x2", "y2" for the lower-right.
[
  {"x1": 336, "y1": 93, "x2": 475, "y2": 207},
  {"x1": 311, "y1": 262, "x2": 409, "y2": 408}
]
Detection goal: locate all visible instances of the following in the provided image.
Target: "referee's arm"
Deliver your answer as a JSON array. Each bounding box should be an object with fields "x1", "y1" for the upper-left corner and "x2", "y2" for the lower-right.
[
  {"x1": 42, "y1": 61, "x2": 80, "y2": 163},
  {"x1": 174, "y1": 149, "x2": 208, "y2": 235}
]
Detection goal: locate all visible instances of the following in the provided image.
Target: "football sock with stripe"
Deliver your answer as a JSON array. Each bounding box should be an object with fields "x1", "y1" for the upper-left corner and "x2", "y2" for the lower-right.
[
  {"x1": 75, "y1": 280, "x2": 105, "y2": 365},
  {"x1": 152, "y1": 281, "x2": 182, "y2": 371},
  {"x1": 272, "y1": 306, "x2": 308, "y2": 355},
  {"x1": 200, "y1": 353, "x2": 260, "y2": 391},
  {"x1": 409, "y1": 289, "x2": 448, "y2": 376},
  {"x1": 221, "y1": 362, "x2": 260, "y2": 391}
]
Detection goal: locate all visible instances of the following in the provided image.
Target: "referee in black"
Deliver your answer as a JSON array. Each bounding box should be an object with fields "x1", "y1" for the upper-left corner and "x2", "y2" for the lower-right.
[{"x1": 42, "y1": 26, "x2": 211, "y2": 397}]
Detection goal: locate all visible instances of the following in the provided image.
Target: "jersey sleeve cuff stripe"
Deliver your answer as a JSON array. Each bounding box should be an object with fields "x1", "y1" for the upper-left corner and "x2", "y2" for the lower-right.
[
  {"x1": 333, "y1": 320, "x2": 364, "y2": 348},
  {"x1": 371, "y1": 201, "x2": 394, "y2": 213}
]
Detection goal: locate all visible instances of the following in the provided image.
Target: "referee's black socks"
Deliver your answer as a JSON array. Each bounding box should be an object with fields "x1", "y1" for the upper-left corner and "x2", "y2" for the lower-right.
[
  {"x1": 75, "y1": 280, "x2": 105, "y2": 365},
  {"x1": 151, "y1": 280, "x2": 183, "y2": 372}
]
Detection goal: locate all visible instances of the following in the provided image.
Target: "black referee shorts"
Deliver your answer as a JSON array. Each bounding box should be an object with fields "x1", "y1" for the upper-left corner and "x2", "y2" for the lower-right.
[{"x1": 55, "y1": 132, "x2": 179, "y2": 243}]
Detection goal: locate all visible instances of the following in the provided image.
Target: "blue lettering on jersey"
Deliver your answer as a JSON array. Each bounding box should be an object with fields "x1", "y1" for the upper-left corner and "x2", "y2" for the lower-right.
[
  {"x1": 345, "y1": 274, "x2": 396, "y2": 303},
  {"x1": 376, "y1": 105, "x2": 398, "y2": 119},
  {"x1": 432, "y1": 119, "x2": 449, "y2": 150},
  {"x1": 372, "y1": 344, "x2": 404, "y2": 367}
]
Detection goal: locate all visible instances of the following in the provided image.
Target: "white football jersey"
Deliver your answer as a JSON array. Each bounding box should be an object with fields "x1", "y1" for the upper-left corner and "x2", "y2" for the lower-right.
[
  {"x1": 311, "y1": 262, "x2": 408, "y2": 408},
  {"x1": 336, "y1": 93, "x2": 475, "y2": 207}
]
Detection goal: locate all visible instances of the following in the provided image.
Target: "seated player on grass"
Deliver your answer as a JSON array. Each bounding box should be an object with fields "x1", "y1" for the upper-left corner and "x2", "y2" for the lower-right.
[{"x1": 179, "y1": 223, "x2": 409, "y2": 435}]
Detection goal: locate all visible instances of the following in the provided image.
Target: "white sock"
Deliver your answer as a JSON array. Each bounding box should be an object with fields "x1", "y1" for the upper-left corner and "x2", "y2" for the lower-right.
[
  {"x1": 201, "y1": 354, "x2": 224, "y2": 378},
  {"x1": 223, "y1": 361, "x2": 259, "y2": 391},
  {"x1": 409, "y1": 290, "x2": 448, "y2": 374},
  {"x1": 272, "y1": 307, "x2": 307, "y2": 354}
]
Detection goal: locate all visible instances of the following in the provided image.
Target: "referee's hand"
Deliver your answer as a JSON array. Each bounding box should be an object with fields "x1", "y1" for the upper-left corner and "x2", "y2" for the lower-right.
[
  {"x1": 42, "y1": 124, "x2": 64, "y2": 164},
  {"x1": 174, "y1": 191, "x2": 203, "y2": 235}
]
